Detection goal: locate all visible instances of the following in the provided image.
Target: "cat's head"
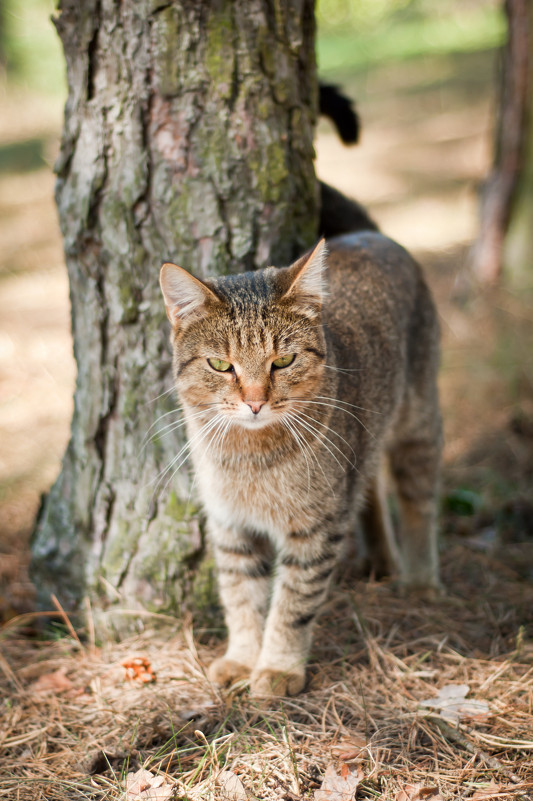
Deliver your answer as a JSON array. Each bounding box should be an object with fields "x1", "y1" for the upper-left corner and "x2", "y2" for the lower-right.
[{"x1": 159, "y1": 240, "x2": 328, "y2": 431}]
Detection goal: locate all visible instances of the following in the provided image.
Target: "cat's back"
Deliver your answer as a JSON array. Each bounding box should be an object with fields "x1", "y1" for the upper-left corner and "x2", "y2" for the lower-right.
[
  {"x1": 324, "y1": 230, "x2": 439, "y2": 381},
  {"x1": 326, "y1": 231, "x2": 422, "y2": 313}
]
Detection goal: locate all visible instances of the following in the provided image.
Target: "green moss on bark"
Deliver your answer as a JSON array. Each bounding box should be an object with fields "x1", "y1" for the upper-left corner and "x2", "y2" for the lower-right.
[
  {"x1": 205, "y1": 4, "x2": 235, "y2": 99},
  {"x1": 190, "y1": 553, "x2": 221, "y2": 629},
  {"x1": 250, "y1": 140, "x2": 289, "y2": 204},
  {"x1": 152, "y1": 7, "x2": 181, "y2": 97}
]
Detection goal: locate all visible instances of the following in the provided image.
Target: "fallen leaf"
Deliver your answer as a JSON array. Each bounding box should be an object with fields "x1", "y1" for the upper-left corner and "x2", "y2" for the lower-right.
[
  {"x1": 217, "y1": 770, "x2": 249, "y2": 800},
  {"x1": 125, "y1": 768, "x2": 153, "y2": 794},
  {"x1": 331, "y1": 735, "x2": 367, "y2": 761},
  {"x1": 395, "y1": 783, "x2": 443, "y2": 801},
  {"x1": 418, "y1": 683, "x2": 490, "y2": 723},
  {"x1": 314, "y1": 763, "x2": 364, "y2": 801},
  {"x1": 122, "y1": 656, "x2": 156, "y2": 684},
  {"x1": 471, "y1": 781, "x2": 505, "y2": 799},
  {"x1": 123, "y1": 768, "x2": 174, "y2": 800},
  {"x1": 29, "y1": 667, "x2": 74, "y2": 695}
]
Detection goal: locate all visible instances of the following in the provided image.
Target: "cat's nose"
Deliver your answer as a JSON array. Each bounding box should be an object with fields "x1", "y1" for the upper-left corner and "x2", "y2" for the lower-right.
[{"x1": 245, "y1": 399, "x2": 266, "y2": 415}]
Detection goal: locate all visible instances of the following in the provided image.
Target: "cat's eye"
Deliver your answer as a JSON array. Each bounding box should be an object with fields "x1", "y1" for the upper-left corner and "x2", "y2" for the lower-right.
[
  {"x1": 208, "y1": 358, "x2": 232, "y2": 372},
  {"x1": 272, "y1": 353, "x2": 295, "y2": 369}
]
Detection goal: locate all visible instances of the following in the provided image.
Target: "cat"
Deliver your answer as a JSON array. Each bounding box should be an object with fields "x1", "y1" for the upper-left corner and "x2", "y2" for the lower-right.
[{"x1": 159, "y1": 231, "x2": 442, "y2": 698}]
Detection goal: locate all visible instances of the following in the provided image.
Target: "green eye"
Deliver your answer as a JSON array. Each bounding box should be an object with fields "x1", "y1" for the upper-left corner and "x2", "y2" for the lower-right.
[
  {"x1": 208, "y1": 357, "x2": 232, "y2": 372},
  {"x1": 272, "y1": 353, "x2": 295, "y2": 369}
]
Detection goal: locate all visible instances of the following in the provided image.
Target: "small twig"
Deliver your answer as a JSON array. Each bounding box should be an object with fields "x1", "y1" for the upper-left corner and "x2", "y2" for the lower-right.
[
  {"x1": 0, "y1": 649, "x2": 23, "y2": 692},
  {"x1": 51, "y1": 594, "x2": 84, "y2": 651},
  {"x1": 427, "y1": 714, "x2": 523, "y2": 787},
  {"x1": 84, "y1": 596, "x2": 97, "y2": 655}
]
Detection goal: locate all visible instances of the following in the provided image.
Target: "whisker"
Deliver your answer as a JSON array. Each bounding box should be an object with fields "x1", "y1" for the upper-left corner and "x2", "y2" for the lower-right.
[
  {"x1": 290, "y1": 398, "x2": 376, "y2": 439},
  {"x1": 142, "y1": 407, "x2": 182, "y2": 444},
  {"x1": 316, "y1": 394, "x2": 381, "y2": 415},
  {"x1": 139, "y1": 408, "x2": 207, "y2": 457},
  {"x1": 218, "y1": 417, "x2": 233, "y2": 457},
  {"x1": 139, "y1": 418, "x2": 185, "y2": 460},
  {"x1": 154, "y1": 413, "x2": 225, "y2": 498},
  {"x1": 284, "y1": 412, "x2": 336, "y2": 494},
  {"x1": 209, "y1": 415, "x2": 232, "y2": 462},
  {"x1": 148, "y1": 413, "x2": 222, "y2": 492},
  {"x1": 143, "y1": 403, "x2": 219, "y2": 447},
  {"x1": 148, "y1": 434, "x2": 194, "y2": 489},
  {"x1": 290, "y1": 410, "x2": 354, "y2": 471},
  {"x1": 294, "y1": 408, "x2": 357, "y2": 464},
  {"x1": 181, "y1": 414, "x2": 231, "y2": 513},
  {"x1": 281, "y1": 417, "x2": 312, "y2": 494},
  {"x1": 142, "y1": 385, "x2": 176, "y2": 406},
  {"x1": 323, "y1": 364, "x2": 365, "y2": 375}
]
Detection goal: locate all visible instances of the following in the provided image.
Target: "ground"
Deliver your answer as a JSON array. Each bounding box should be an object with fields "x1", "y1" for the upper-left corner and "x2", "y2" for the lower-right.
[{"x1": 0, "y1": 47, "x2": 532, "y2": 800}]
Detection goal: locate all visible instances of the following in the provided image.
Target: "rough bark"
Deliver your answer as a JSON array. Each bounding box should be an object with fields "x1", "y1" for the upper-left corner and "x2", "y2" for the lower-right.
[
  {"x1": 472, "y1": 0, "x2": 531, "y2": 283},
  {"x1": 31, "y1": 0, "x2": 317, "y2": 632}
]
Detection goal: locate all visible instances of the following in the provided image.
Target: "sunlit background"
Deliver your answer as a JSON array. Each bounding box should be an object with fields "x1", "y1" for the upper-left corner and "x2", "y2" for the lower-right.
[{"x1": 2, "y1": 1, "x2": 532, "y2": 619}]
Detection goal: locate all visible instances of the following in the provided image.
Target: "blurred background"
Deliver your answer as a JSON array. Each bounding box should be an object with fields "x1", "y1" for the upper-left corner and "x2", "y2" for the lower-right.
[{"x1": 0, "y1": 0, "x2": 531, "y2": 619}]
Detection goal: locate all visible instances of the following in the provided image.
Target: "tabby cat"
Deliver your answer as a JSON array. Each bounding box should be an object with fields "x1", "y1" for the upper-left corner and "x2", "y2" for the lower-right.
[{"x1": 160, "y1": 232, "x2": 442, "y2": 698}]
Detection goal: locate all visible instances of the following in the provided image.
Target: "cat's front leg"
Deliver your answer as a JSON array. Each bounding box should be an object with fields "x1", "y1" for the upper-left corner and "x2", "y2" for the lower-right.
[
  {"x1": 208, "y1": 523, "x2": 273, "y2": 687},
  {"x1": 250, "y1": 524, "x2": 342, "y2": 698}
]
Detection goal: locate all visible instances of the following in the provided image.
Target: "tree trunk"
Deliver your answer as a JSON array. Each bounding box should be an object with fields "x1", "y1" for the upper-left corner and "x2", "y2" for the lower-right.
[
  {"x1": 472, "y1": 0, "x2": 531, "y2": 284},
  {"x1": 31, "y1": 0, "x2": 317, "y2": 633},
  {"x1": 503, "y1": 0, "x2": 533, "y2": 284}
]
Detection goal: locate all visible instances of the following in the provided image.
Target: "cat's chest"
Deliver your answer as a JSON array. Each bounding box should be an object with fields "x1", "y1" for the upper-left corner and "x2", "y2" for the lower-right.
[{"x1": 194, "y1": 452, "x2": 318, "y2": 537}]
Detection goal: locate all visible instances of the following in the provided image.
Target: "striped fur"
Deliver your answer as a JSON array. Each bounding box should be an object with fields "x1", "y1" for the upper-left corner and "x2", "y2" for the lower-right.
[{"x1": 160, "y1": 233, "x2": 442, "y2": 698}]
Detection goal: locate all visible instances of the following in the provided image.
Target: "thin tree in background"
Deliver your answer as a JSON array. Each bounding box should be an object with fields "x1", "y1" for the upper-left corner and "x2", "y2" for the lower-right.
[{"x1": 472, "y1": 0, "x2": 532, "y2": 284}]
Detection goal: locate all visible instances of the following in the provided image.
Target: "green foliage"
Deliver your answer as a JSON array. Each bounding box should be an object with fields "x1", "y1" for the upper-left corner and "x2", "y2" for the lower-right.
[
  {"x1": 1, "y1": 0, "x2": 505, "y2": 100},
  {"x1": 443, "y1": 488, "x2": 484, "y2": 516},
  {"x1": 316, "y1": 0, "x2": 505, "y2": 75},
  {"x1": 2, "y1": 0, "x2": 66, "y2": 95},
  {"x1": 1, "y1": 0, "x2": 505, "y2": 97},
  {"x1": 317, "y1": 0, "x2": 414, "y2": 32}
]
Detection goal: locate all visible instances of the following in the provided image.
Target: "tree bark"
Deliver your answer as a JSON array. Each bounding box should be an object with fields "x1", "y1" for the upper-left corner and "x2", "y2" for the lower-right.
[
  {"x1": 472, "y1": 0, "x2": 531, "y2": 284},
  {"x1": 31, "y1": 0, "x2": 317, "y2": 632}
]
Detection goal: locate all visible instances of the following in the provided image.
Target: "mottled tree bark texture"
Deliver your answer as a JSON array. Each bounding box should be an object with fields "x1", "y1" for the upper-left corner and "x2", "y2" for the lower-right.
[{"x1": 31, "y1": 0, "x2": 318, "y2": 630}]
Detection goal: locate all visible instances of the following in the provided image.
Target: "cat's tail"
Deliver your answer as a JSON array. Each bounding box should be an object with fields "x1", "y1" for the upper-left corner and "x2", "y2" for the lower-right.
[
  {"x1": 318, "y1": 84, "x2": 379, "y2": 238},
  {"x1": 319, "y1": 83, "x2": 360, "y2": 144}
]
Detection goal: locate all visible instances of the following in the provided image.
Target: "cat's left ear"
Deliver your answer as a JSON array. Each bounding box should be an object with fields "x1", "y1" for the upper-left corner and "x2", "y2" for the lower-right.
[{"x1": 281, "y1": 239, "x2": 328, "y2": 316}]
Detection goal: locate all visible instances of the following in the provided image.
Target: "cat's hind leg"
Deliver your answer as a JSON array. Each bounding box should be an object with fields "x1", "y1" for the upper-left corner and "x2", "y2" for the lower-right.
[
  {"x1": 388, "y1": 398, "x2": 442, "y2": 594},
  {"x1": 208, "y1": 525, "x2": 273, "y2": 687},
  {"x1": 361, "y1": 463, "x2": 402, "y2": 579}
]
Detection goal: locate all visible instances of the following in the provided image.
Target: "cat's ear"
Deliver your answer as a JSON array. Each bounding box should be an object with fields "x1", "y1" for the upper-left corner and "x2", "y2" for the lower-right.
[
  {"x1": 281, "y1": 238, "x2": 328, "y2": 315},
  {"x1": 160, "y1": 263, "x2": 219, "y2": 326}
]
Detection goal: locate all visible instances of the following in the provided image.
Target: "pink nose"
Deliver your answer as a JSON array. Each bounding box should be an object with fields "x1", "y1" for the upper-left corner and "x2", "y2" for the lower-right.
[{"x1": 245, "y1": 400, "x2": 266, "y2": 415}]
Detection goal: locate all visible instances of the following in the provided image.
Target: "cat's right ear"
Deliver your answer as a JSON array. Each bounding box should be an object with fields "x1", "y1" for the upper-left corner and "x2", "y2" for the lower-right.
[{"x1": 160, "y1": 263, "x2": 219, "y2": 326}]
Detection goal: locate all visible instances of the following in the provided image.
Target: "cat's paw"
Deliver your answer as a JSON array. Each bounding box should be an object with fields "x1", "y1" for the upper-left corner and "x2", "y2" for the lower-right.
[
  {"x1": 400, "y1": 579, "x2": 445, "y2": 601},
  {"x1": 249, "y1": 667, "x2": 306, "y2": 699},
  {"x1": 207, "y1": 657, "x2": 252, "y2": 687}
]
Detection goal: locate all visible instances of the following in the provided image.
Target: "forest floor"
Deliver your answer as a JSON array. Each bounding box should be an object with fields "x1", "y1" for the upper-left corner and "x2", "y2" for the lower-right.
[{"x1": 1, "y1": 48, "x2": 533, "y2": 800}]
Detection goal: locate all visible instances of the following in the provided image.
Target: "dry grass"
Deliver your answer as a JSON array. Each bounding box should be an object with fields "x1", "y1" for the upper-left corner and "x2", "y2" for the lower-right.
[{"x1": 2, "y1": 542, "x2": 533, "y2": 801}]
